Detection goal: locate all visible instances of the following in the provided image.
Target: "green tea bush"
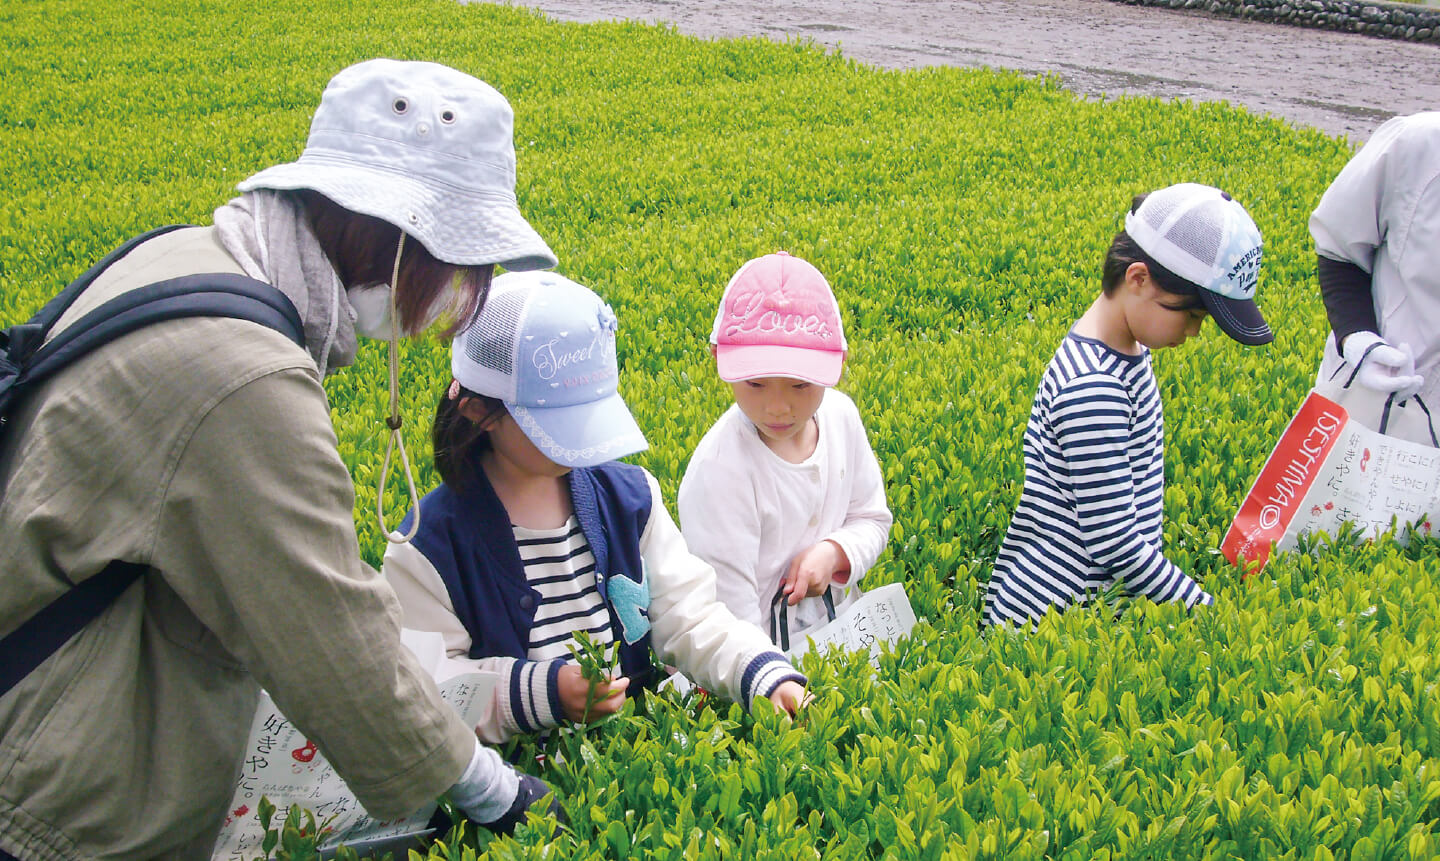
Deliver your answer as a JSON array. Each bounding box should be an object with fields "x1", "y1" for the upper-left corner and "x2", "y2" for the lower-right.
[{"x1": 4, "y1": 0, "x2": 1437, "y2": 858}]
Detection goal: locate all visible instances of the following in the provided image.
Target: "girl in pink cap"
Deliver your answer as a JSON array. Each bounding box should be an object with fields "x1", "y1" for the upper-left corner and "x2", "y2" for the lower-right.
[{"x1": 678, "y1": 252, "x2": 894, "y2": 651}]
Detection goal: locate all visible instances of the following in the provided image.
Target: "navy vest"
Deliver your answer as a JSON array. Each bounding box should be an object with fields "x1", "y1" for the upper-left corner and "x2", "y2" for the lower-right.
[{"x1": 400, "y1": 460, "x2": 657, "y2": 689}]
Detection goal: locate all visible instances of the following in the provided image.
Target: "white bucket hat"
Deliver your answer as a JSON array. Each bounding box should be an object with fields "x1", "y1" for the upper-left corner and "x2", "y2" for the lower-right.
[{"x1": 238, "y1": 58, "x2": 556, "y2": 271}]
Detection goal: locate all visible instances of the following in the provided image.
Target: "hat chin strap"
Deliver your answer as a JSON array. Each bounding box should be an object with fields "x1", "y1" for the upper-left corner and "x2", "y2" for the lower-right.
[{"x1": 377, "y1": 231, "x2": 422, "y2": 544}]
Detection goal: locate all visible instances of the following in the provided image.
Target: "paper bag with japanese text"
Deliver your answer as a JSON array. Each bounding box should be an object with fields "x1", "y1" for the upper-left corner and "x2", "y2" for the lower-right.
[
  {"x1": 783, "y1": 582, "x2": 917, "y2": 663},
  {"x1": 210, "y1": 631, "x2": 497, "y2": 859},
  {"x1": 1221, "y1": 391, "x2": 1439, "y2": 573}
]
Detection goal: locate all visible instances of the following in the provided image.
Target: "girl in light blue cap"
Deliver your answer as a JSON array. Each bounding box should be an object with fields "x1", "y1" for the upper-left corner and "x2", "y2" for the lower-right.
[{"x1": 384, "y1": 271, "x2": 809, "y2": 746}]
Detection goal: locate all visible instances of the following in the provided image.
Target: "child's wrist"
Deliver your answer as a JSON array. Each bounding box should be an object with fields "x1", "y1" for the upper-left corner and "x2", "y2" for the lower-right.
[{"x1": 823, "y1": 539, "x2": 852, "y2": 581}]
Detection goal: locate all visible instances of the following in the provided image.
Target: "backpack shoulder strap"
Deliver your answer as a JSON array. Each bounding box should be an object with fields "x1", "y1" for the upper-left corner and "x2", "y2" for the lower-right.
[
  {"x1": 23, "y1": 272, "x2": 305, "y2": 386},
  {"x1": 3, "y1": 271, "x2": 305, "y2": 428},
  {"x1": 0, "y1": 232, "x2": 306, "y2": 698},
  {"x1": 0, "y1": 562, "x2": 146, "y2": 696},
  {"x1": 2, "y1": 225, "x2": 190, "y2": 362}
]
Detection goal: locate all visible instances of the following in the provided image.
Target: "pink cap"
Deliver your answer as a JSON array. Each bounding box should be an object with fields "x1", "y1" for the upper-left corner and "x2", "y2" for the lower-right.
[{"x1": 709, "y1": 252, "x2": 847, "y2": 386}]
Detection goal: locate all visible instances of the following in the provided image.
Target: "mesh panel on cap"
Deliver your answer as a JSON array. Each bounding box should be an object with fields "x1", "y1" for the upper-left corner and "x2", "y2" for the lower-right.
[
  {"x1": 466, "y1": 288, "x2": 527, "y2": 375},
  {"x1": 454, "y1": 286, "x2": 528, "y2": 400},
  {"x1": 1166, "y1": 205, "x2": 1223, "y2": 271},
  {"x1": 1140, "y1": 194, "x2": 1180, "y2": 229}
]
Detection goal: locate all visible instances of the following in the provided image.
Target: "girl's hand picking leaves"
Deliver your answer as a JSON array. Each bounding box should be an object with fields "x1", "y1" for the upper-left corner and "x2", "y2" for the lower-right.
[
  {"x1": 766, "y1": 680, "x2": 811, "y2": 716},
  {"x1": 558, "y1": 664, "x2": 629, "y2": 723}
]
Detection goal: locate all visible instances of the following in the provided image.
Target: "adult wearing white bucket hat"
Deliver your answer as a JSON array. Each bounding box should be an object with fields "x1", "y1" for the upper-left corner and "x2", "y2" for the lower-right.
[
  {"x1": 0, "y1": 59, "x2": 562, "y2": 860},
  {"x1": 237, "y1": 58, "x2": 556, "y2": 272}
]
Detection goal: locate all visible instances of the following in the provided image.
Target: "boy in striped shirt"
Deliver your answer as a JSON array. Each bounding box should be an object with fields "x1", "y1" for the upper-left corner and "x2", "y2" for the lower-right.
[{"x1": 986, "y1": 184, "x2": 1272, "y2": 628}]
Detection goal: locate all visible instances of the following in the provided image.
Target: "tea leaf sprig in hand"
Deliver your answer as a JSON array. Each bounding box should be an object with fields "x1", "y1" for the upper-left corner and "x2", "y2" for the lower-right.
[
  {"x1": 556, "y1": 631, "x2": 622, "y2": 775},
  {"x1": 567, "y1": 630, "x2": 619, "y2": 723}
]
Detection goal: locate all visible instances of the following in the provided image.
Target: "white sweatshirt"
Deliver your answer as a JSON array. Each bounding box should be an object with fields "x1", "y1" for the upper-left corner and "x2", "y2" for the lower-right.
[
  {"x1": 1311, "y1": 111, "x2": 1440, "y2": 403},
  {"x1": 677, "y1": 388, "x2": 893, "y2": 642}
]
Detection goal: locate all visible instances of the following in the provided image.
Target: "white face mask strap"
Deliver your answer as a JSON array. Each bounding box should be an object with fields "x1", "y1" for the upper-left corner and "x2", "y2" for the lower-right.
[{"x1": 377, "y1": 231, "x2": 422, "y2": 543}]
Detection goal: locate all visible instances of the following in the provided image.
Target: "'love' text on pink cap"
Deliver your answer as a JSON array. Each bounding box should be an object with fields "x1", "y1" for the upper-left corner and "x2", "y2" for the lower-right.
[{"x1": 708, "y1": 252, "x2": 847, "y2": 386}]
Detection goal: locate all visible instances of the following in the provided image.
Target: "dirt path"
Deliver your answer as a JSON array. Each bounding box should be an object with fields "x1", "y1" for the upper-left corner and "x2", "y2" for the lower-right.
[{"x1": 513, "y1": 0, "x2": 1440, "y2": 142}]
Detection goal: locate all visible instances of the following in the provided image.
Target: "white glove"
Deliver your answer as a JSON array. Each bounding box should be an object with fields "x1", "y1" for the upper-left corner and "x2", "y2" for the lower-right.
[
  {"x1": 1341, "y1": 332, "x2": 1425, "y2": 399},
  {"x1": 448, "y1": 739, "x2": 565, "y2": 835},
  {"x1": 448, "y1": 739, "x2": 520, "y2": 824}
]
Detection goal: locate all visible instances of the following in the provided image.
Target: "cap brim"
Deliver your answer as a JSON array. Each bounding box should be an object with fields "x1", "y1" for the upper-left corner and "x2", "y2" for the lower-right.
[
  {"x1": 238, "y1": 158, "x2": 557, "y2": 271},
  {"x1": 506, "y1": 395, "x2": 648, "y2": 468},
  {"x1": 1199, "y1": 290, "x2": 1273, "y2": 346},
  {"x1": 715, "y1": 344, "x2": 843, "y2": 386}
]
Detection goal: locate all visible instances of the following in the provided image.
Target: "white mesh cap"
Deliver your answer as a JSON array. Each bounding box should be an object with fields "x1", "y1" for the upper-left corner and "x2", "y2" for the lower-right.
[
  {"x1": 451, "y1": 271, "x2": 647, "y2": 467},
  {"x1": 1126, "y1": 183, "x2": 1272, "y2": 346}
]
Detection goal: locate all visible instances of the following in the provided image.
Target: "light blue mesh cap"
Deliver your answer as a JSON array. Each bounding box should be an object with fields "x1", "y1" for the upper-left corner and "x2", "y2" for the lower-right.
[{"x1": 451, "y1": 272, "x2": 648, "y2": 467}]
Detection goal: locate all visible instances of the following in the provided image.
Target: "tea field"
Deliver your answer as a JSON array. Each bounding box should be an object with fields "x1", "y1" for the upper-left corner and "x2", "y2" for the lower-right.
[{"x1": 3, "y1": 0, "x2": 1438, "y2": 858}]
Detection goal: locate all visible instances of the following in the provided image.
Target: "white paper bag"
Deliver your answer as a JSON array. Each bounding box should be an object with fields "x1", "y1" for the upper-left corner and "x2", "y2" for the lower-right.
[
  {"x1": 210, "y1": 631, "x2": 499, "y2": 859},
  {"x1": 1222, "y1": 391, "x2": 1440, "y2": 572},
  {"x1": 781, "y1": 582, "x2": 917, "y2": 663}
]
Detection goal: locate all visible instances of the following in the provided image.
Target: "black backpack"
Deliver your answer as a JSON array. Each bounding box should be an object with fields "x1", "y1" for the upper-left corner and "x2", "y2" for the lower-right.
[{"x1": 0, "y1": 225, "x2": 305, "y2": 696}]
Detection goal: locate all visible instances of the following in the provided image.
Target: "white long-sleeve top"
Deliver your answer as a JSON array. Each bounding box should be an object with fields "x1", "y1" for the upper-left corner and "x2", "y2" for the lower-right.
[
  {"x1": 677, "y1": 388, "x2": 893, "y2": 643},
  {"x1": 1310, "y1": 111, "x2": 1440, "y2": 402},
  {"x1": 383, "y1": 469, "x2": 802, "y2": 743}
]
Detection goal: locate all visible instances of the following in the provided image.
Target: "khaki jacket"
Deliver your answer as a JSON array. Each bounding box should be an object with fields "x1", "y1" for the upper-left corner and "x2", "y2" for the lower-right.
[{"x1": 0, "y1": 228, "x2": 475, "y2": 860}]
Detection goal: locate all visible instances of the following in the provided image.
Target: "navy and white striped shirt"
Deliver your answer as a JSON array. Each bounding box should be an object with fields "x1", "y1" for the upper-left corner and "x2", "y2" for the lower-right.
[
  {"x1": 495, "y1": 518, "x2": 617, "y2": 735},
  {"x1": 517, "y1": 519, "x2": 613, "y2": 660},
  {"x1": 985, "y1": 333, "x2": 1212, "y2": 628}
]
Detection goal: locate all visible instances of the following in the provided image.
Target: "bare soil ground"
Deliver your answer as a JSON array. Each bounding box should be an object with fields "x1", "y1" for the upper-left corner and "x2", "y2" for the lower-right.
[{"x1": 511, "y1": 0, "x2": 1440, "y2": 142}]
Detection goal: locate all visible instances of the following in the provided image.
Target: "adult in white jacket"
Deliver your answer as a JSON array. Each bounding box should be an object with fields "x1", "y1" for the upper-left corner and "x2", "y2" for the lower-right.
[{"x1": 1310, "y1": 111, "x2": 1440, "y2": 446}]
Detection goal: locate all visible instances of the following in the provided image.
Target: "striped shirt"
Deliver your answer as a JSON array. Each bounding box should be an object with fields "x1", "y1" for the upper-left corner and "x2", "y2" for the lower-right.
[
  {"x1": 985, "y1": 333, "x2": 1212, "y2": 628},
  {"x1": 493, "y1": 518, "x2": 616, "y2": 735}
]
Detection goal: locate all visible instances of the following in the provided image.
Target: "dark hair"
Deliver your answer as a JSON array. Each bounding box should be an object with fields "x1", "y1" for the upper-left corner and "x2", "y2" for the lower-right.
[
  {"x1": 433, "y1": 386, "x2": 506, "y2": 490},
  {"x1": 1100, "y1": 193, "x2": 1206, "y2": 312},
  {"x1": 298, "y1": 189, "x2": 491, "y2": 339}
]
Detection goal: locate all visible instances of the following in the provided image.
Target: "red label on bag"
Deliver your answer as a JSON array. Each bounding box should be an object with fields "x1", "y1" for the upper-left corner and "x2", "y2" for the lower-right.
[{"x1": 1222, "y1": 393, "x2": 1349, "y2": 573}]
